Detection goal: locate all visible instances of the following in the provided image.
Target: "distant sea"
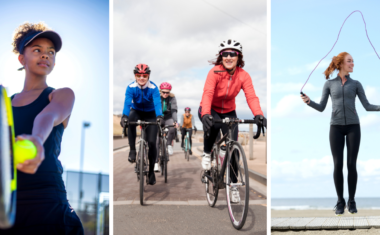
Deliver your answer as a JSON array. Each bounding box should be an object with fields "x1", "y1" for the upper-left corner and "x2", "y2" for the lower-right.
[{"x1": 272, "y1": 198, "x2": 380, "y2": 210}]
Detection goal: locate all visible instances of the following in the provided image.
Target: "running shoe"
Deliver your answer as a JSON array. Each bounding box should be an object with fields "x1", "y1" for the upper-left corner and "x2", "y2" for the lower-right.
[
  {"x1": 189, "y1": 149, "x2": 192, "y2": 155},
  {"x1": 347, "y1": 199, "x2": 358, "y2": 214},
  {"x1": 154, "y1": 163, "x2": 160, "y2": 172},
  {"x1": 201, "y1": 153, "x2": 211, "y2": 170},
  {"x1": 333, "y1": 200, "x2": 346, "y2": 216},
  {"x1": 128, "y1": 150, "x2": 137, "y2": 163},
  {"x1": 168, "y1": 145, "x2": 173, "y2": 155},
  {"x1": 230, "y1": 186, "x2": 240, "y2": 203}
]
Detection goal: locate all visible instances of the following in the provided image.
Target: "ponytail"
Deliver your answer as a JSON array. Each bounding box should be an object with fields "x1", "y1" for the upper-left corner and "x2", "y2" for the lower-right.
[{"x1": 323, "y1": 52, "x2": 349, "y2": 79}]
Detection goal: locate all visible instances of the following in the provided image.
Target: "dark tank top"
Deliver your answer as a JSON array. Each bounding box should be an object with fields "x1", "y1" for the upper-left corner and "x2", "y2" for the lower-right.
[{"x1": 11, "y1": 87, "x2": 67, "y2": 204}]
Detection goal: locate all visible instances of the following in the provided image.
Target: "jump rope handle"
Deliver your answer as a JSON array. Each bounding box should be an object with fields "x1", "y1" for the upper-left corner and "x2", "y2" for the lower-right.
[{"x1": 301, "y1": 92, "x2": 305, "y2": 97}]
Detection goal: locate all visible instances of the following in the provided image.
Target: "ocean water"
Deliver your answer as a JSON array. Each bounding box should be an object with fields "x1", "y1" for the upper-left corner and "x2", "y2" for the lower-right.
[{"x1": 272, "y1": 198, "x2": 380, "y2": 210}]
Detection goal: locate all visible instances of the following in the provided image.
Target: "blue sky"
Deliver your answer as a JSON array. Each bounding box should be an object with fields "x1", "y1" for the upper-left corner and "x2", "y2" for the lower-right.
[
  {"x1": 271, "y1": 0, "x2": 380, "y2": 198},
  {"x1": 0, "y1": 0, "x2": 109, "y2": 174},
  {"x1": 113, "y1": 0, "x2": 267, "y2": 131}
]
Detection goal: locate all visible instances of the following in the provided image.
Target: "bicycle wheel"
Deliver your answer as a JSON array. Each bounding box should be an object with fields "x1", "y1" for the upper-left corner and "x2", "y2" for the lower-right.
[
  {"x1": 139, "y1": 142, "x2": 146, "y2": 205},
  {"x1": 225, "y1": 142, "x2": 249, "y2": 230},
  {"x1": 186, "y1": 141, "x2": 189, "y2": 162},
  {"x1": 163, "y1": 138, "x2": 168, "y2": 183},
  {"x1": 0, "y1": 88, "x2": 16, "y2": 229},
  {"x1": 205, "y1": 147, "x2": 218, "y2": 207},
  {"x1": 159, "y1": 138, "x2": 164, "y2": 176},
  {"x1": 184, "y1": 137, "x2": 187, "y2": 159}
]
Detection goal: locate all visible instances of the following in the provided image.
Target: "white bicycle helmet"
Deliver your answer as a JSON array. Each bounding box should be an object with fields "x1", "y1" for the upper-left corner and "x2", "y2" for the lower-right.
[{"x1": 218, "y1": 39, "x2": 243, "y2": 54}]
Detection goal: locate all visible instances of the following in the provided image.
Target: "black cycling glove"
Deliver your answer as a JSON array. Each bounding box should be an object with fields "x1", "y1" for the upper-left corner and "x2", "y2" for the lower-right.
[
  {"x1": 157, "y1": 116, "x2": 165, "y2": 127},
  {"x1": 120, "y1": 115, "x2": 128, "y2": 128},
  {"x1": 254, "y1": 115, "x2": 267, "y2": 128},
  {"x1": 202, "y1": 114, "x2": 213, "y2": 133}
]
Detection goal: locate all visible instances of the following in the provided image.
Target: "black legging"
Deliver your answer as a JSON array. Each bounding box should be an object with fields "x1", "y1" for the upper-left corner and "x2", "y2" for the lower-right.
[
  {"x1": 128, "y1": 109, "x2": 158, "y2": 182},
  {"x1": 198, "y1": 106, "x2": 239, "y2": 183},
  {"x1": 181, "y1": 128, "x2": 193, "y2": 149},
  {"x1": 330, "y1": 124, "x2": 360, "y2": 202}
]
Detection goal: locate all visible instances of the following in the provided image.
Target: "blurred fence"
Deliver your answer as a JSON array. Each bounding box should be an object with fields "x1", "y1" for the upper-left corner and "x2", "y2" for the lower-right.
[{"x1": 65, "y1": 171, "x2": 109, "y2": 235}]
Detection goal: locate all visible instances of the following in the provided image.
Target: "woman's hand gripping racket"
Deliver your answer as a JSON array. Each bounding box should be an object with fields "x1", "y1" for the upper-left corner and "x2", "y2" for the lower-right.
[{"x1": 0, "y1": 85, "x2": 37, "y2": 229}]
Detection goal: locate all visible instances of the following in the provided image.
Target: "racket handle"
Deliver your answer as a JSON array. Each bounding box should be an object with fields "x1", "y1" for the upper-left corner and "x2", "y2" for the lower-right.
[{"x1": 14, "y1": 140, "x2": 37, "y2": 165}]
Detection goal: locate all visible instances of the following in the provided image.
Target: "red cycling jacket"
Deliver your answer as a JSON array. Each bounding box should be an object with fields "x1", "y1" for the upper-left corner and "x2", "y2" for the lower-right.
[{"x1": 200, "y1": 65, "x2": 264, "y2": 117}]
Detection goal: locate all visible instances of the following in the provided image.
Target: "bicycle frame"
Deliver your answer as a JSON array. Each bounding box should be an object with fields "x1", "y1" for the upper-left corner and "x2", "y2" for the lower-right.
[
  {"x1": 208, "y1": 128, "x2": 235, "y2": 189},
  {"x1": 135, "y1": 126, "x2": 149, "y2": 181},
  {"x1": 185, "y1": 130, "x2": 191, "y2": 151}
]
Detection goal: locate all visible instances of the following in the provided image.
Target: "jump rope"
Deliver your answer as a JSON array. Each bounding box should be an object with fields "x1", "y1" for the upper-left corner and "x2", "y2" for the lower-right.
[{"x1": 300, "y1": 10, "x2": 380, "y2": 96}]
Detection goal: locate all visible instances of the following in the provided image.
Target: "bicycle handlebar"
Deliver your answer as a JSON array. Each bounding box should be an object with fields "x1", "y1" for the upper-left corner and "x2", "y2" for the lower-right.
[
  {"x1": 128, "y1": 121, "x2": 158, "y2": 125},
  {"x1": 213, "y1": 118, "x2": 264, "y2": 139}
]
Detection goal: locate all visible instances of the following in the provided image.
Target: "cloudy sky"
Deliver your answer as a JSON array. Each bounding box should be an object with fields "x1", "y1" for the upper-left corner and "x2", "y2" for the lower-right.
[
  {"x1": 113, "y1": 0, "x2": 267, "y2": 130},
  {"x1": 0, "y1": 0, "x2": 109, "y2": 174},
  {"x1": 272, "y1": 0, "x2": 380, "y2": 198}
]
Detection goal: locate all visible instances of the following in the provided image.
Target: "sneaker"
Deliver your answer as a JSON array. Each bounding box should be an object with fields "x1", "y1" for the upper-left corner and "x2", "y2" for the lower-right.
[
  {"x1": 201, "y1": 153, "x2": 211, "y2": 170},
  {"x1": 230, "y1": 186, "x2": 240, "y2": 203},
  {"x1": 154, "y1": 163, "x2": 160, "y2": 172},
  {"x1": 333, "y1": 200, "x2": 346, "y2": 216},
  {"x1": 189, "y1": 149, "x2": 192, "y2": 155},
  {"x1": 148, "y1": 172, "x2": 156, "y2": 185},
  {"x1": 128, "y1": 150, "x2": 137, "y2": 163},
  {"x1": 168, "y1": 145, "x2": 173, "y2": 155},
  {"x1": 347, "y1": 199, "x2": 358, "y2": 214}
]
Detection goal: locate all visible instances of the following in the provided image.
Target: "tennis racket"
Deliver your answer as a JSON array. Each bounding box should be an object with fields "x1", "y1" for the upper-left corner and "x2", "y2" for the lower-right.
[{"x1": 0, "y1": 85, "x2": 37, "y2": 229}]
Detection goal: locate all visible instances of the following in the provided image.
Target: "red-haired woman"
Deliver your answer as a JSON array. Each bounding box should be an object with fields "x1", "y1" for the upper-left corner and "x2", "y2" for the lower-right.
[{"x1": 301, "y1": 52, "x2": 380, "y2": 215}]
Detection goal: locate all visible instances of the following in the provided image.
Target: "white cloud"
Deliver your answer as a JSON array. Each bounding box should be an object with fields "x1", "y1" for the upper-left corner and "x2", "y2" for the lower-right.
[
  {"x1": 273, "y1": 157, "x2": 380, "y2": 182},
  {"x1": 113, "y1": 0, "x2": 267, "y2": 117},
  {"x1": 271, "y1": 82, "x2": 320, "y2": 93},
  {"x1": 272, "y1": 156, "x2": 332, "y2": 180},
  {"x1": 272, "y1": 94, "x2": 331, "y2": 118},
  {"x1": 287, "y1": 60, "x2": 330, "y2": 76}
]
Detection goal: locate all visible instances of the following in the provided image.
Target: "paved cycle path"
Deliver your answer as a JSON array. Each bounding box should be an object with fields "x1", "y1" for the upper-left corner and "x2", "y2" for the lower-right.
[
  {"x1": 113, "y1": 140, "x2": 267, "y2": 234},
  {"x1": 113, "y1": 142, "x2": 266, "y2": 202},
  {"x1": 114, "y1": 204, "x2": 266, "y2": 235}
]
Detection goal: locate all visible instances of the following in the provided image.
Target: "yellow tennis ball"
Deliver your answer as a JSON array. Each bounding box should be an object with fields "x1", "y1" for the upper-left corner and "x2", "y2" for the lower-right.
[{"x1": 14, "y1": 140, "x2": 37, "y2": 165}]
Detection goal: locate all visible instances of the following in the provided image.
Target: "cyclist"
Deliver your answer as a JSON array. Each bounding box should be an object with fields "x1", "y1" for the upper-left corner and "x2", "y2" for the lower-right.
[
  {"x1": 301, "y1": 52, "x2": 380, "y2": 215},
  {"x1": 180, "y1": 107, "x2": 196, "y2": 155},
  {"x1": 154, "y1": 82, "x2": 178, "y2": 172},
  {"x1": 0, "y1": 22, "x2": 83, "y2": 234},
  {"x1": 120, "y1": 64, "x2": 164, "y2": 185},
  {"x1": 199, "y1": 39, "x2": 266, "y2": 203}
]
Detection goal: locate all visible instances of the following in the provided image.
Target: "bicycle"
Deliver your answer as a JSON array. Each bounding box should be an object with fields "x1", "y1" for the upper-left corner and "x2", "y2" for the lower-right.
[
  {"x1": 157, "y1": 124, "x2": 175, "y2": 183},
  {"x1": 123, "y1": 120, "x2": 158, "y2": 206},
  {"x1": 182, "y1": 128, "x2": 195, "y2": 161},
  {"x1": 201, "y1": 117, "x2": 264, "y2": 230}
]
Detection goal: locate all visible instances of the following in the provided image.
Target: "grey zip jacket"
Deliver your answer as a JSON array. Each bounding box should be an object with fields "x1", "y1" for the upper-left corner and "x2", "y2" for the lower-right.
[{"x1": 308, "y1": 75, "x2": 380, "y2": 125}]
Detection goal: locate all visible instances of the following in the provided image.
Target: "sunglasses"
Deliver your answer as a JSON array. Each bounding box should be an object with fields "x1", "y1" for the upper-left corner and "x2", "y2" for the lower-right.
[
  {"x1": 220, "y1": 51, "x2": 239, "y2": 57},
  {"x1": 162, "y1": 91, "x2": 170, "y2": 94},
  {"x1": 136, "y1": 74, "x2": 149, "y2": 78}
]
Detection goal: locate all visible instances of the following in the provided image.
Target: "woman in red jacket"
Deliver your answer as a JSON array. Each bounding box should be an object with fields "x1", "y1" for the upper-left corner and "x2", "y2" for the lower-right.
[{"x1": 199, "y1": 39, "x2": 266, "y2": 201}]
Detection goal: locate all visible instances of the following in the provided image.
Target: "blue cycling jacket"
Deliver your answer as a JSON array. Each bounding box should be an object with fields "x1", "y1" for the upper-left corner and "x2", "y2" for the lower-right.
[{"x1": 122, "y1": 80, "x2": 163, "y2": 117}]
